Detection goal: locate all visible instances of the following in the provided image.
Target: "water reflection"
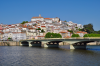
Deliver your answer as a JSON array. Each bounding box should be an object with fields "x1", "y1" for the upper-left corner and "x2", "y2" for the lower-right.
[{"x1": 0, "y1": 46, "x2": 100, "y2": 66}]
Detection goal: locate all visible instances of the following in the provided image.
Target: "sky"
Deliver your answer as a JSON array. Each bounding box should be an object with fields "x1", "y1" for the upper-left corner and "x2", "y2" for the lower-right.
[{"x1": 0, "y1": 0, "x2": 100, "y2": 31}]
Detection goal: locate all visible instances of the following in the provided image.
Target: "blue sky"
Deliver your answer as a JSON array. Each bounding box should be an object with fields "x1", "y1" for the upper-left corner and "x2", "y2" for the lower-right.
[{"x1": 0, "y1": 0, "x2": 100, "y2": 31}]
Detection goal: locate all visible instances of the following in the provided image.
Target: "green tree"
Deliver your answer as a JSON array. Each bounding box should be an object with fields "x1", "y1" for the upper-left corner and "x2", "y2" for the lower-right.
[
  {"x1": 83, "y1": 23, "x2": 94, "y2": 34},
  {"x1": 21, "y1": 21, "x2": 28, "y2": 24},
  {"x1": 83, "y1": 34, "x2": 100, "y2": 37},
  {"x1": 41, "y1": 29, "x2": 45, "y2": 33},
  {"x1": 8, "y1": 37, "x2": 11, "y2": 39},
  {"x1": 68, "y1": 30, "x2": 73, "y2": 34},
  {"x1": 45, "y1": 32, "x2": 62, "y2": 38},
  {"x1": 36, "y1": 28, "x2": 41, "y2": 30},
  {"x1": 64, "y1": 20, "x2": 67, "y2": 22},
  {"x1": 71, "y1": 34, "x2": 80, "y2": 37}
]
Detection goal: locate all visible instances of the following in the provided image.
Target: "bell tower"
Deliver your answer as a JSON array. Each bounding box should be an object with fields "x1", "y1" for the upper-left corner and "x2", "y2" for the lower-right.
[{"x1": 39, "y1": 14, "x2": 41, "y2": 17}]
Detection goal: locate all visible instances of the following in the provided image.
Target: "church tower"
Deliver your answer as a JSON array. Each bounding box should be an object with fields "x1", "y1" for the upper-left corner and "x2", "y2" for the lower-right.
[{"x1": 39, "y1": 14, "x2": 41, "y2": 17}]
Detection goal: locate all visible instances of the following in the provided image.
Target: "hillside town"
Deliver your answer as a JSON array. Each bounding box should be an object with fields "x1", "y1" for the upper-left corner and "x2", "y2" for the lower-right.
[{"x1": 0, "y1": 14, "x2": 87, "y2": 41}]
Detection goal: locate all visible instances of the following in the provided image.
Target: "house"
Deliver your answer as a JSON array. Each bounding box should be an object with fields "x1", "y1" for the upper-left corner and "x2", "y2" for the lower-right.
[
  {"x1": 41, "y1": 26, "x2": 47, "y2": 32},
  {"x1": 12, "y1": 32, "x2": 26, "y2": 41},
  {"x1": 54, "y1": 29, "x2": 61, "y2": 33},
  {"x1": 52, "y1": 17, "x2": 60, "y2": 22},
  {"x1": 44, "y1": 18, "x2": 52, "y2": 23},
  {"x1": 37, "y1": 36, "x2": 45, "y2": 39},
  {"x1": 76, "y1": 31, "x2": 87, "y2": 37},
  {"x1": 0, "y1": 26, "x2": 3, "y2": 31},
  {"x1": 59, "y1": 30, "x2": 71, "y2": 38},
  {"x1": 0, "y1": 31, "x2": 4, "y2": 40}
]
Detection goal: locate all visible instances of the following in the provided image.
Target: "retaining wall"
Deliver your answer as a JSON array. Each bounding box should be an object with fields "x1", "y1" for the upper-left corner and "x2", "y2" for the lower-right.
[{"x1": 0, "y1": 41, "x2": 19, "y2": 46}]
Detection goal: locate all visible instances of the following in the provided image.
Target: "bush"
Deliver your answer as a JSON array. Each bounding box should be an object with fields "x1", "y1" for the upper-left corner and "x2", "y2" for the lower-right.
[
  {"x1": 83, "y1": 34, "x2": 100, "y2": 37},
  {"x1": 71, "y1": 34, "x2": 80, "y2": 37},
  {"x1": 8, "y1": 38, "x2": 11, "y2": 39},
  {"x1": 45, "y1": 32, "x2": 62, "y2": 38}
]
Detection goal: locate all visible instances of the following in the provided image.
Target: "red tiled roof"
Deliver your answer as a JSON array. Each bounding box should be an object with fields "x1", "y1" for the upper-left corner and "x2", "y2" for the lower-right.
[
  {"x1": 64, "y1": 36, "x2": 71, "y2": 38},
  {"x1": 44, "y1": 18, "x2": 52, "y2": 20},
  {"x1": 76, "y1": 31, "x2": 87, "y2": 34},
  {"x1": 41, "y1": 26, "x2": 46, "y2": 27},
  {"x1": 37, "y1": 36, "x2": 45, "y2": 37},
  {"x1": 28, "y1": 28, "x2": 34, "y2": 29},
  {"x1": 32, "y1": 17, "x2": 43, "y2": 18},
  {"x1": 0, "y1": 26, "x2": 3, "y2": 30}
]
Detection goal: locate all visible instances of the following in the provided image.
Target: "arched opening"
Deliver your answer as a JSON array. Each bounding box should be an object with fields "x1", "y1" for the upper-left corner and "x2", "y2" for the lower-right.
[
  {"x1": 21, "y1": 41, "x2": 29, "y2": 46},
  {"x1": 31, "y1": 41, "x2": 41, "y2": 47}
]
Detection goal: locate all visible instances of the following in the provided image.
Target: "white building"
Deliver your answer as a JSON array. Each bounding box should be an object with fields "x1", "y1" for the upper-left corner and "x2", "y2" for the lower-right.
[
  {"x1": 31, "y1": 15, "x2": 44, "y2": 21},
  {"x1": 12, "y1": 32, "x2": 26, "y2": 41}
]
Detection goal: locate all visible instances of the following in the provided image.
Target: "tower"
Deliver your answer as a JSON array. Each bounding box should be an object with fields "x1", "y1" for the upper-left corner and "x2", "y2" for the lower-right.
[{"x1": 39, "y1": 14, "x2": 41, "y2": 17}]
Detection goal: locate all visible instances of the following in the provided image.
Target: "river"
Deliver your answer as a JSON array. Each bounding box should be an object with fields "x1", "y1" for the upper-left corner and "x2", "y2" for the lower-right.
[{"x1": 0, "y1": 45, "x2": 100, "y2": 66}]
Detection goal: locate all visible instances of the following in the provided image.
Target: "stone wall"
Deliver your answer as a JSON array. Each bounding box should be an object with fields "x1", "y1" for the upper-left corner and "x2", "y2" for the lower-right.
[{"x1": 0, "y1": 41, "x2": 19, "y2": 46}]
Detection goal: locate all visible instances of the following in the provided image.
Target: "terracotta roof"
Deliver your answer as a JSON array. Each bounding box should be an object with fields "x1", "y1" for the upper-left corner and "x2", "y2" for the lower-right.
[
  {"x1": 12, "y1": 32, "x2": 26, "y2": 34},
  {"x1": 59, "y1": 32, "x2": 67, "y2": 33},
  {"x1": 32, "y1": 17, "x2": 43, "y2": 18},
  {"x1": 0, "y1": 26, "x2": 3, "y2": 30},
  {"x1": 28, "y1": 28, "x2": 34, "y2": 29},
  {"x1": 44, "y1": 18, "x2": 52, "y2": 20},
  {"x1": 22, "y1": 25, "x2": 27, "y2": 28},
  {"x1": 76, "y1": 31, "x2": 87, "y2": 34},
  {"x1": 9, "y1": 26, "x2": 15, "y2": 28},
  {"x1": 8, "y1": 25, "x2": 11, "y2": 26},
  {"x1": 37, "y1": 36, "x2": 45, "y2": 37},
  {"x1": 64, "y1": 36, "x2": 71, "y2": 38},
  {"x1": 59, "y1": 30, "x2": 68, "y2": 33},
  {"x1": 0, "y1": 31, "x2": 4, "y2": 34},
  {"x1": 54, "y1": 29, "x2": 60, "y2": 30},
  {"x1": 41, "y1": 26, "x2": 46, "y2": 27},
  {"x1": 19, "y1": 28, "x2": 22, "y2": 29}
]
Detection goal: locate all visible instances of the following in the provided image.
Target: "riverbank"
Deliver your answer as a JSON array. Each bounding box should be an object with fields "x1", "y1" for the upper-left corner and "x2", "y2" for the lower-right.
[{"x1": 0, "y1": 41, "x2": 19, "y2": 46}]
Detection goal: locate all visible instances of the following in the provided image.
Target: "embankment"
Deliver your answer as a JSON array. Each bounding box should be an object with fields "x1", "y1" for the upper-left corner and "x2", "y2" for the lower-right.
[{"x1": 0, "y1": 41, "x2": 19, "y2": 46}]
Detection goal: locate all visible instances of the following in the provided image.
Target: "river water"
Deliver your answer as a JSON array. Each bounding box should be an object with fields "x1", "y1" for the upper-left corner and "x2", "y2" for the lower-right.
[{"x1": 0, "y1": 45, "x2": 100, "y2": 66}]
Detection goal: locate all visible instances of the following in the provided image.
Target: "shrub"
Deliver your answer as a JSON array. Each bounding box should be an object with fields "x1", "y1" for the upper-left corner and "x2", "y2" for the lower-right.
[
  {"x1": 83, "y1": 34, "x2": 100, "y2": 37},
  {"x1": 45, "y1": 32, "x2": 62, "y2": 38},
  {"x1": 71, "y1": 34, "x2": 80, "y2": 37}
]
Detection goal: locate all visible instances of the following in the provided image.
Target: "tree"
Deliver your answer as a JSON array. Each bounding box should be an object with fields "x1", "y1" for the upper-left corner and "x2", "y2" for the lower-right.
[
  {"x1": 71, "y1": 34, "x2": 80, "y2": 37},
  {"x1": 68, "y1": 30, "x2": 73, "y2": 34},
  {"x1": 36, "y1": 28, "x2": 41, "y2": 30},
  {"x1": 79, "y1": 28, "x2": 84, "y2": 31},
  {"x1": 8, "y1": 37, "x2": 11, "y2": 39},
  {"x1": 21, "y1": 21, "x2": 28, "y2": 24},
  {"x1": 36, "y1": 28, "x2": 41, "y2": 35},
  {"x1": 45, "y1": 32, "x2": 62, "y2": 38},
  {"x1": 41, "y1": 29, "x2": 45, "y2": 33},
  {"x1": 83, "y1": 23, "x2": 94, "y2": 34},
  {"x1": 64, "y1": 20, "x2": 67, "y2": 22}
]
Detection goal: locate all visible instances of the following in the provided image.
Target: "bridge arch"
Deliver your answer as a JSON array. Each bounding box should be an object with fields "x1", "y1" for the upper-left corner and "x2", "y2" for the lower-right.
[
  {"x1": 30, "y1": 41, "x2": 41, "y2": 47},
  {"x1": 21, "y1": 41, "x2": 29, "y2": 46}
]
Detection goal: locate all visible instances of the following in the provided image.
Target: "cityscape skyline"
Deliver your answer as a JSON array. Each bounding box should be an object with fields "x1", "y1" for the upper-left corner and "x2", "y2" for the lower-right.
[{"x1": 0, "y1": 0, "x2": 100, "y2": 31}]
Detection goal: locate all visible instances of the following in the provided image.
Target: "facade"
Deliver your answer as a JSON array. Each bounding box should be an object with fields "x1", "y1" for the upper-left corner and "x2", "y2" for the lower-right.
[{"x1": 76, "y1": 31, "x2": 87, "y2": 37}]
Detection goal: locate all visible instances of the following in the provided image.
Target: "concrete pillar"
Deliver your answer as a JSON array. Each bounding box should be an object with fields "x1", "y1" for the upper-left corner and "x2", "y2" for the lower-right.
[
  {"x1": 20, "y1": 42, "x2": 23, "y2": 46},
  {"x1": 29, "y1": 41, "x2": 32, "y2": 47},
  {"x1": 70, "y1": 44, "x2": 75, "y2": 49},
  {"x1": 42, "y1": 41, "x2": 50, "y2": 47}
]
